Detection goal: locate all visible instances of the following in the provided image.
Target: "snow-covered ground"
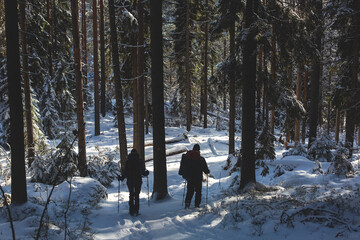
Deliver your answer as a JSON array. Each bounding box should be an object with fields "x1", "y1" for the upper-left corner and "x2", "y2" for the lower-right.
[{"x1": 1, "y1": 109, "x2": 360, "y2": 239}]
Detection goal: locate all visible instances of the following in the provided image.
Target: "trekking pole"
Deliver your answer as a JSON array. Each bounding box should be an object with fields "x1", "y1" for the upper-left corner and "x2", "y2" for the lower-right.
[
  {"x1": 206, "y1": 174, "x2": 209, "y2": 206},
  {"x1": 118, "y1": 179, "x2": 120, "y2": 214},
  {"x1": 147, "y1": 175, "x2": 150, "y2": 207},
  {"x1": 182, "y1": 180, "x2": 187, "y2": 206}
]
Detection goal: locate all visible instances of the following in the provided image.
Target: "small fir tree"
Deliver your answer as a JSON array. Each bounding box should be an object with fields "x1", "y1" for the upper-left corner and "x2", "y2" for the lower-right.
[
  {"x1": 308, "y1": 134, "x2": 336, "y2": 162},
  {"x1": 256, "y1": 125, "x2": 276, "y2": 160}
]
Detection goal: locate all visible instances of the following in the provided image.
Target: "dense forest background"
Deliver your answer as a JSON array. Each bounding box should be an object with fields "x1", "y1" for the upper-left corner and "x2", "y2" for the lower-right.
[{"x1": 0, "y1": 0, "x2": 359, "y2": 201}]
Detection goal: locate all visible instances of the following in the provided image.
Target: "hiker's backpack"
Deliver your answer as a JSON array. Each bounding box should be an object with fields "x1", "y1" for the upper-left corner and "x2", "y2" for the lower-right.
[{"x1": 178, "y1": 154, "x2": 188, "y2": 179}]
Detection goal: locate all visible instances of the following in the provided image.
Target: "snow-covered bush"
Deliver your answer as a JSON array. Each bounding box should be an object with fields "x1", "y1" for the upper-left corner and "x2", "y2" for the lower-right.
[
  {"x1": 312, "y1": 160, "x2": 324, "y2": 174},
  {"x1": 29, "y1": 133, "x2": 78, "y2": 185},
  {"x1": 308, "y1": 134, "x2": 336, "y2": 162},
  {"x1": 273, "y1": 164, "x2": 294, "y2": 178},
  {"x1": 224, "y1": 150, "x2": 241, "y2": 175},
  {"x1": 87, "y1": 146, "x2": 121, "y2": 187},
  {"x1": 326, "y1": 147, "x2": 354, "y2": 176},
  {"x1": 282, "y1": 143, "x2": 309, "y2": 158},
  {"x1": 0, "y1": 146, "x2": 11, "y2": 183}
]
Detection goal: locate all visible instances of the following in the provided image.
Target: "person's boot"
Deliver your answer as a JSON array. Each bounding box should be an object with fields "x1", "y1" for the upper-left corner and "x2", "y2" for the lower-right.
[
  {"x1": 129, "y1": 203, "x2": 135, "y2": 216},
  {"x1": 185, "y1": 203, "x2": 190, "y2": 209},
  {"x1": 135, "y1": 203, "x2": 139, "y2": 216}
]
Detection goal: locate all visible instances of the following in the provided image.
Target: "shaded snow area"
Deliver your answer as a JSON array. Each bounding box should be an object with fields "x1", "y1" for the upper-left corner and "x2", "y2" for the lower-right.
[{"x1": 1, "y1": 109, "x2": 360, "y2": 239}]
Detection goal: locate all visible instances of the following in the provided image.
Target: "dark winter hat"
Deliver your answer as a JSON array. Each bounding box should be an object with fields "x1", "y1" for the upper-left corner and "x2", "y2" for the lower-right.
[
  {"x1": 193, "y1": 144, "x2": 200, "y2": 151},
  {"x1": 131, "y1": 149, "x2": 138, "y2": 154}
]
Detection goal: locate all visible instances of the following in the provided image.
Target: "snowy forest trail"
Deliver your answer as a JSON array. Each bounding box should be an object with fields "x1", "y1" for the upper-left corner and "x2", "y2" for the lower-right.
[
  {"x1": 85, "y1": 111, "x2": 233, "y2": 239},
  {"x1": 78, "y1": 110, "x2": 360, "y2": 239}
]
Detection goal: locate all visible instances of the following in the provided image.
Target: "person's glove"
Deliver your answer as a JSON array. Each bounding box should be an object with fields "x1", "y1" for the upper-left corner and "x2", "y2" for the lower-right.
[
  {"x1": 117, "y1": 175, "x2": 125, "y2": 181},
  {"x1": 143, "y1": 170, "x2": 149, "y2": 176}
]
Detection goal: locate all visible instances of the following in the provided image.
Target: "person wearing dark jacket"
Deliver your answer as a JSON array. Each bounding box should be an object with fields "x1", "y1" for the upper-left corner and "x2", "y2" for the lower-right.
[
  {"x1": 179, "y1": 144, "x2": 210, "y2": 208},
  {"x1": 118, "y1": 149, "x2": 149, "y2": 216}
]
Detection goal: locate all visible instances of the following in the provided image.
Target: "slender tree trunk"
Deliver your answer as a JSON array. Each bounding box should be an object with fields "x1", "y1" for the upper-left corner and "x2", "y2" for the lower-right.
[
  {"x1": 109, "y1": 0, "x2": 128, "y2": 172},
  {"x1": 358, "y1": 124, "x2": 360, "y2": 146},
  {"x1": 136, "y1": 0, "x2": 145, "y2": 160},
  {"x1": 223, "y1": 36, "x2": 227, "y2": 111},
  {"x1": 345, "y1": 37, "x2": 359, "y2": 156},
  {"x1": 145, "y1": 78, "x2": 149, "y2": 134},
  {"x1": 284, "y1": 65, "x2": 292, "y2": 149},
  {"x1": 240, "y1": 0, "x2": 258, "y2": 190},
  {"x1": 203, "y1": 0, "x2": 208, "y2": 128},
  {"x1": 185, "y1": 0, "x2": 192, "y2": 131},
  {"x1": 308, "y1": 1, "x2": 322, "y2": 148},
  {"x1": 100, "y1": 0, "x2": 106, "y2": 117},
  {"x1": 150, "y1": 0, "x2": 168, "y2": 200},
  {"x1": 257, "y1": 44, "x2": 263, "y2": 119},
  {"x1": 46, "y1": 0, "x2": 53, "y2": 79},
  {"x1": 133, "y1": 37, "x2": 138, "y2": 151},
  {"x1": 335, "y1": 109, "x2": 340, "y2": 143},
  {"x1": 52, "y1": 0, "x2": 57, "y2": 58},
  {"x1": 71, "y1": 0, "x2": 87, "y2": 177},
  {"x1": 258, "y1": 44, "x2": 264, "y2": 122},
  {"x1": 270, "y1": 35, "x2": 276, "y2": 134},
  {"x1": 295, "y1": 67, "x2": 301, "y2": 146},
  {"x1": 81, "y1": 0, "x2": 88, "y2": 101},
  {"x1": 5, "y1": 0, "x2": 27, "y2": 204},
  {"x1": 327, "y1": 47, "x2": 332, "y2": 135},
  {"x1": 301, "y1": 69, "x2": 308, "y2": 143},
  {"x1": 93, "y1": 0, "x2": 100, "y2": 136},
  {"x1": 169, "y1": 61, "x2": 173, "y2": 85},
  {"x1": 20, "y1": 0, "x2": 35, "y2": 167},
  {"x1": 263, "y1": 51, "x2": 269, "y2": 127},
  {"x1": 228, "y1": 18, "x2": 235, "y2": 155}
]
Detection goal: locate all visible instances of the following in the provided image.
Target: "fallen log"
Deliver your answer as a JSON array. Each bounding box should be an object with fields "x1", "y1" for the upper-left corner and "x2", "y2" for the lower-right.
[
  {"x1": 145, "y1": 146, "x2": 188, "y2": 162},
  {"x1": 127, "y1": 133, "x2": 188, "y2": 149}
]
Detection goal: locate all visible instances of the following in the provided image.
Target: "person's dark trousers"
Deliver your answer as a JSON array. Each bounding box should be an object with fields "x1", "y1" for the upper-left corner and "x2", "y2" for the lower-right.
[
  {"x1": 185, "y1": 180, "x2": 202, "y2": 208},
  {"x1": 127, "y1": 180, "x2": 142, "y2": 215}
]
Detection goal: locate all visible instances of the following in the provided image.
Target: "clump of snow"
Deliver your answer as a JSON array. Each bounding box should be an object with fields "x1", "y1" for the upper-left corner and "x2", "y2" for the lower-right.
[{"x1": 50, "y1": 177, "x2": 107, "y2": 207}]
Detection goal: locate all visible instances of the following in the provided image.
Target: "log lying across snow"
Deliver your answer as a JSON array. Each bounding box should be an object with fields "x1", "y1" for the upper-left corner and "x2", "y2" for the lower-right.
[
  {"x1": 145, "y1": 146, "x2": 188, "y2": 162},
  {"x1": 127, "y1": 133, "x2": 188, "y2": 149}
]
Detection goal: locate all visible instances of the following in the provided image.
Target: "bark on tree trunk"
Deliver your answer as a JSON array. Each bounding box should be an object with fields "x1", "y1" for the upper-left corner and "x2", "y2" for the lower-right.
[
  {"x1": 185, "y1": 0, "x2": 192, "y2": 131},
  {"x1": 136, "y1": 0, "x2": 145, "y2": 161},
  {"x1": 46, "y1": 0, "x2": 53, "y2": 79},
  {"x1": 308, "y1": 1, "x2": 322, "y2": 148},
  {"x1": 109, "y1": 0, "x2": 128, "y2": 172},
  {"x1": 93, "y1": 0, "x2": 100, "y2": 136},
  {"x1": 150, "y1": 0, "x2": 168, "y2": 200},
  {"x1": 335, "y1": 109, "x2": 340, "y2": 143},
  {"x1": 240, "y1": 0, "x2": 258, "y2": 190},
  {"x1": 81, "y1": 0, "x2": 88, "y2": 100},
  {"x1": 20, "y1": 0, "x2": 35, "y2": 167},
  {"x1": 5, "y1": 0, "x2": 28, "y2": 204},
  {"x1": 203, "y1": 0, "x2": 208, "y2": 128},
  {"x1": 132, "y1": 37, "x2": 138, "y2": 152},
  {"x1": 270, "y1": 34, "x2": 276, "y2": 135},
  {"x1": 295, "y1": 67, "x2": 301, "y2": 146},
  {"x1": 71, "y1": 0, "x2": 87, "y2": 177},
  {"x1": 345, "y1": 37, "x2": 359, "y2": 156},
  {"x1": 223, "y1": 37, "x2": 227, "y2": 111},
  {"x1": 228, "y1": 19, "x2": 235, "y2": 155},
  {"x1": 100, "y1": 0, "x2": 106, "y2": 117},
  {"x1": 302, "y1": 69, "x2": 308, "y2": 143}
]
